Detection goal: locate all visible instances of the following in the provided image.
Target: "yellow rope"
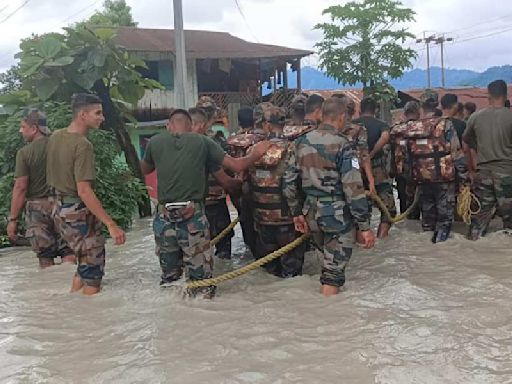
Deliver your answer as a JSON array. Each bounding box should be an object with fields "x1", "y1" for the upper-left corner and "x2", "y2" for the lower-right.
[
  {"x1": 457, "y1": 185, "x2": 481, "y2": 225},
  {"x1": 210, "y1": 216, "x2": 240, "y2": 246},
  {"x1": 187, "y1": 234, "x2": 309, "y2": 289},
  {"x1": 368, "y1": 188, "x2": 420, "y2": 224}
]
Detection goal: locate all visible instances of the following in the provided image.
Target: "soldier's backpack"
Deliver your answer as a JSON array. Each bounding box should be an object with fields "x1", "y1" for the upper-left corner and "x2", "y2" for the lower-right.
[
  {"x1": 390, "y1": 117, "x2": 455, "y2": 183},
  {"x1": 226, "y1": 133, "x2": 264, "y2": 158}
]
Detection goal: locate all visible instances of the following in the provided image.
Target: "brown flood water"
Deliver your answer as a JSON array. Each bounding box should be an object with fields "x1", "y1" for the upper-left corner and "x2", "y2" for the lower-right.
[{"x1": 1, "y1": 217, "x2": 511, "y2": 384}]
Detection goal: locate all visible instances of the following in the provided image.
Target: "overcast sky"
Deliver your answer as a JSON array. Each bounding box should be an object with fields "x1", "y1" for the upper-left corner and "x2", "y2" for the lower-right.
[{"x1": 0, "y1": 0, "x2": 511, "y2": 73}]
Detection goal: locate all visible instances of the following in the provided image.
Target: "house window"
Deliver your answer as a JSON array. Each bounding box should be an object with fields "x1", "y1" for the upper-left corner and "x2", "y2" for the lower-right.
[{"x1": 139, "y1": 60, "x2": 174, "y2": 91}]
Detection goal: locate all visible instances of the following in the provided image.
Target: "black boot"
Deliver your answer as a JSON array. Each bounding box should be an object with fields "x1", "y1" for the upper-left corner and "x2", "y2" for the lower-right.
[{"x1": 431, "y1": 229, "x2": 450, "y2": 243}]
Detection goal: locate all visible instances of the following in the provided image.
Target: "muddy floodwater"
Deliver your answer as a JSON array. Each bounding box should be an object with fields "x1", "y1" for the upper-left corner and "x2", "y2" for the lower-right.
[{"x1": 1, "y1": 216, "x2": 512, "y2": 384}]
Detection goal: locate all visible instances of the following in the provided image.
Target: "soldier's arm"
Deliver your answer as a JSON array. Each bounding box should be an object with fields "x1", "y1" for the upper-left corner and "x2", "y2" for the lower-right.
[
  {"x1": 369, "y1": 130, "x2": 390, "y2": 158},
  {"x1": 356, "y1": 130, "x2": 376, "y2": 195},
  {"x1": 282, "y1": 143, "x2": 302, "y2": 217},
  {"x1": 7, "y1": 176, "x2": 28, "y2": 242},
  {"x1": 221, "y1": 141, "x2": 271, "y2": 173},
  {"x1": 338, "y1": 144, "x2": 371, "y2": 231},
  {"x1": 447, "y1": 120, "x2": 468, "y2": 183},
  {"x1": 77, "y1": 181, "x2": 125, "y2": 245}
]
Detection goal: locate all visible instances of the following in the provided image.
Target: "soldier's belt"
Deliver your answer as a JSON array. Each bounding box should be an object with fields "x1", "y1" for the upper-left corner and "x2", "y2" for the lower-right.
[
  {"x1": 58, "y1": 196, "x2": 82, "y2": 204},
  {"x1": 306, "y1": 194, "x2": 344, "y2": 202}
]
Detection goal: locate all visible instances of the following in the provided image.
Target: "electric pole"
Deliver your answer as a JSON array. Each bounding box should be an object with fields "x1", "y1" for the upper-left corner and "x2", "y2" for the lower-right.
[
  {"x1": 173, "y1": 0, "x2": 188, "y2": 108},
  {"x1": 416, "y1": 33, "x2": 436, "y2": 88},
  {"x1": 435, "y1": 35, "x2": 454, "y2": 87}
]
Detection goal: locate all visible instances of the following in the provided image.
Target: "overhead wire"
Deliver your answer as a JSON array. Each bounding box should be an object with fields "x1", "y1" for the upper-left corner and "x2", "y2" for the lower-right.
[
  {"x1": 233, "y1": 0, "x2": 260, "y2": 43},
  {"x1": 0, "y1": 0, "x2": 31, "y2": 24}
]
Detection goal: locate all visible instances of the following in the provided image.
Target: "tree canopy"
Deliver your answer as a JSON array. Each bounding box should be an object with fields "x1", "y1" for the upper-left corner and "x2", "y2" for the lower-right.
[
  {"x1": 315, "y1": 0, "x2": 417, "y2": 89},
  {"x1": 85, "y1": 0, "x2": 137, "y2": 27}
]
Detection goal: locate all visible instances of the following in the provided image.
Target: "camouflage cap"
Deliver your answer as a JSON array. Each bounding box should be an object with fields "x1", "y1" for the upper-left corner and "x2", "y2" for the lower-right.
[
  {"x1": 290, "y1": 94, "x2": 308, "y2": 111},
  {"x1": 22, "y1": 108, "x2": 50, "y2": 135},
  {"x1": 262, "y1": 105, "x2": 286, "y2": 125},
  {"x1": 196, "y1": 96, "x2": 219, "y2": 119},
  {"x1": 420, "y1": 89, "x2": 439, "y2": 105},
  {"x1": 253, "y1": 102, "x2": 274, "y2": 125}
]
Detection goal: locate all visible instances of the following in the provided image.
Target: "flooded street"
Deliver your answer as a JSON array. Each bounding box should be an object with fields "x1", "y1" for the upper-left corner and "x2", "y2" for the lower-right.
[{"x1": 1, "y1": 216, "x2": 512, "y2": 384}]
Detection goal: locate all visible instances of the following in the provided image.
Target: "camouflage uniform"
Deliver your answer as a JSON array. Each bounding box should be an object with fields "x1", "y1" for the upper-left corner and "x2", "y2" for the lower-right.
[
  {"x1": 153, "y1": 202, "x2": 213, "y2": 283},
  {"x1": 197, "y1": 96, "x2": 234, "y2": 259},
  {"x1": 391, "y1": 91, "x2": 467, "y2": 240},
  {"x1": 25, "y1": 197, "x2": 73, "y2": 260},
  {"x1": 283, "y1": 123, "x2": 371, "y2": 287},
  {"x1": 467, "y1": 170, "x2": 512, "y2": 238},
  {"x1": 226, "y1": 129, "x2": 265, "y2": 255},
  {"x1": 249, "y1": 104, "x2": 305, "y2": 277},
  {"x1": 14, "y1": 112, "x2": 74, "y2": 263},
  {"x1": 52, "y1": 198, "x2": 105, "y2": 286}
]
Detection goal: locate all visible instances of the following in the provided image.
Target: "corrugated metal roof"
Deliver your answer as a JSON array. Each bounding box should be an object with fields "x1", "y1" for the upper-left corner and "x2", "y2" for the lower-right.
[{"x1": 114, "y1": 27, "x2": 312, "y2": 60}]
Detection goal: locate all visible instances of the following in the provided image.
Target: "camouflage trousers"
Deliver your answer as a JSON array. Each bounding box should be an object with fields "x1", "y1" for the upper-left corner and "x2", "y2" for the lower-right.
[
  {"x1": 254, "y1": 222, "x2": 305, "y2": 278},
  {"x1": 52, "y1": 199, "x2": 106, "y2": 287},
  {"x1": 468, "y1": 169, "x2": 512, "y2": 240},
  {"x1": 418, "y1": 182, "x2": 456, "y2": 232},
  {"x1": 153, "y1": 203, "x2": 213, "y2": 283},
  {"x1": 370, "y1": 164, "x2": 397, "y2": 224},
  {"x1": 25, "y1": 197, "x2": 73, "y2": 260},
  {"x1": 305, "y1": 199, "x2": 354, "y2": 287},
  {"x1": 205, "y1": 199, "x2": 233, "y2": 259}
]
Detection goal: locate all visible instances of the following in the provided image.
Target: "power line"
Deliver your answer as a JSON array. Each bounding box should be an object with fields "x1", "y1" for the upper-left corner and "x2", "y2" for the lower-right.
[
  {"x1": 233, "y1": 0, "x2": 260, "y2": 43},
  {"x1": 62, "y1": 0, "x2": 103, "y2": 24},
  {"x1": 445, "y1": 13, "x2": 512, "y2": 35},
  {"x1": 452, "y1": 25, "x2": 512, "y2": 45},
  {"x1": 0, "y1": 0, "x2": 31, "y2": 24}
]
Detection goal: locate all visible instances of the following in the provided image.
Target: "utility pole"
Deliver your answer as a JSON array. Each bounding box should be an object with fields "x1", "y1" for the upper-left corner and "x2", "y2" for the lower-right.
[
  {"x1": 416, "y1": 33, "x2": 436, "y2": 88},
  {"x1": 173, "y1": 0, "x2": 188, "y2": 108},
  {"x1": 435, "y1": 35, "x2": 454, "y2": 87}
]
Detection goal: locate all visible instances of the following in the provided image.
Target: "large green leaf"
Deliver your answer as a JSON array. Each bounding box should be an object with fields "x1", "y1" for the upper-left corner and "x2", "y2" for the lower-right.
[
  {"x1": 44, "y1": 56, "x2": 75, "y2": 67},
  {"x1": 94, "y1": 28, "x2": 117, "y2": 41},
  {"x1": 36, "y1": 36, "x2": 63, "y2": 59},
  {"x1": 35, "y1": 77, "x2": 61, "y2": 100},
  {"x1": 19, "y1": 56, "x2": 45, "y2": 76}
]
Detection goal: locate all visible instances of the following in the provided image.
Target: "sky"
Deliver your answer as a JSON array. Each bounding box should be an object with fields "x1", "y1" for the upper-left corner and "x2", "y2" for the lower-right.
[{"x1": 0, "y1": 0, "x2": 511, "y2": 73}]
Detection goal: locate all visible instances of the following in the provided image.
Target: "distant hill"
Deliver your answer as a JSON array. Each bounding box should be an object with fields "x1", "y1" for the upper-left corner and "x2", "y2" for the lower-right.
[{"x1": 286, "y1": 65, "x2": 512, "y2": 90}]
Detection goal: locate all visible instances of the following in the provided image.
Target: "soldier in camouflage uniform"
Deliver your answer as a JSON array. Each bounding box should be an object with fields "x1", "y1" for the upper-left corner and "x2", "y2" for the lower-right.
[
  {"x1": 248, "y1": 103, "x2": 305, "y2": 277},
  {"x1": 47, "y1": 94, "x2": 126, "y2": 295},
  {"x1": 391, "y1": 90, "x2": 467, "y2": 243},
  {"x1": 463, "y1": 80, "x2": 512, "y2": 239},
  {"x1": 196, "y1": 96, "x2": 234, "y2": 259},
  {"x1": 225, "y1": 106, "x2": 265, "y2": 255},
  {"x1": 353, "y1": 97, "x2": 396, "y2": 238},
  {"x1": 7, "y1": 109, "x2": 75, "y2": 268},
  {"x1": 283, "y1": 97, "x2": 375, "y2": 296},
  {"x1": 283, "y1": 94, "x2": 322, "y2": 140},
  {"x1": 141, "y1": 108, "x2": 270, "y2": 297},
  {"x1": 287, "y1": 94, "x2": 308, "y2": 126}
]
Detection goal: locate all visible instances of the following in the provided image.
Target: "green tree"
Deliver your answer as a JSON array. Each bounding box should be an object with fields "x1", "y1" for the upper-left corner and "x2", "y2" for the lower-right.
[
  {"x1": 0, "y1": 64, "x2": 22, "y2": 93},
  {"x1": 315, "y1": 0, "x2": 416, "y2": 89},
  {"x1": 8, "y1": 26, "x2": 162, "y2": 217},
  {"x1": 85, "y1": 0, "x2": 137, "y2": 27}
]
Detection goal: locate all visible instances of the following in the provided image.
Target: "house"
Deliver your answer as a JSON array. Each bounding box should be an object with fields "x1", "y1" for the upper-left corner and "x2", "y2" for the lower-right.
[{"x1": 113, "y1": 27, "x2": 312, "y2": 198}]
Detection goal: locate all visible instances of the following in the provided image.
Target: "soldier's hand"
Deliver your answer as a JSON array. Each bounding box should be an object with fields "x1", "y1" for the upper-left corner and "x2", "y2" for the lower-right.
[
  {"x1": 358, "y1": 230, "x2": 375, "y2": 249},
  {"x1": 7, "y1": 220, "x2": 18, "y2": 244},
  {"x1": 368, "y1": 182, "x2": 377, "y2": 197},
  {"x1": 252, "y1": 141, "x2": 272, "y2": 158},
  {"x1": 293, "y1": 215, "x2": 309, "y2": 234},
  {"x1": 107, "y1": 223, "x2": 126, "y2": 245}
]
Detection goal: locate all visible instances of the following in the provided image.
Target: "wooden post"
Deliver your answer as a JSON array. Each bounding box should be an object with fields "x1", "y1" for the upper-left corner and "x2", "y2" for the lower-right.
[
  {"x1": 297, "y1": 58, "x2": 302, "y2": 92},
  {"x1": 283, "y1": 63, "x2": 288, "y2": 90}
]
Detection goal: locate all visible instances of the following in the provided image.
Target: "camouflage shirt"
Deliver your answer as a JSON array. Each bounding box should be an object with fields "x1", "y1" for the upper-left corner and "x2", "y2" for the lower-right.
[
  {"x1": 340, "y1": 121, "x2": 370, "y2": 164},
  {"x1": 283, "y1": 123, "x2": 370, "y2": 230}
]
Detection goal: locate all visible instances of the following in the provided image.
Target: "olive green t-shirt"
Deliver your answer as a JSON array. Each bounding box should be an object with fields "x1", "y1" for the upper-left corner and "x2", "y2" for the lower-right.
[
  {"x1": 14, "y1": 136, "x2": 51, "y2": 199},
  {"x1": 46, "y1": 129, "x2": 96, "y2": 197},
  {"x1": 143, "y1": 132, "x2": 226, "y2": 203},
  {"x1": 463, "y1": 107, "x2": 512, "y2": 173}
]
